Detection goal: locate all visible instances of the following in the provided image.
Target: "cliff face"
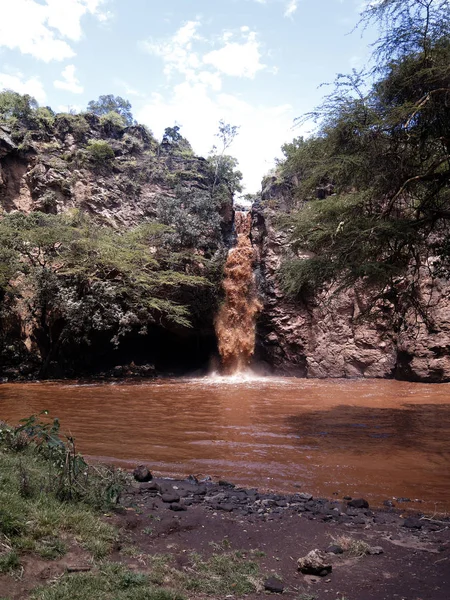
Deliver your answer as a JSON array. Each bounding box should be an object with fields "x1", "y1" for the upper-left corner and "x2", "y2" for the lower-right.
[
  {"x1": 0, "y1": 114, "x2": 234, "y2": 379},
  {"x1": 0, "y1": 117, "x2": 231, "y2": 228},
  {"x1": 252, "y1": 180, "x2": 450, "y2": 383}
]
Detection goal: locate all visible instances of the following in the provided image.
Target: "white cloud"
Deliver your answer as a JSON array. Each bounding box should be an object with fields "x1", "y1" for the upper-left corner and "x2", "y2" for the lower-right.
[
  {"x1": 0, "y1": 72, "x2": 46, "y2": 103},
  {"x1": 142, "y1": 20, "x2": 202, "y2": 79},
  {"x1": 139, "y1": 21, "x2": 287, "y2": 192},
  {"x1": 142, "y1": 22, "x2": 266, "y2": 82},
  {"x1": 137, "y1": 81, "x2": 293, "y2": 193},
  {"x1": 0, "y1": 0, "x2": 109, "y2": 61},
  {"x1": 284, "y1": 0, "x2": 298, "y2": 18},
  {"x1": 203, "y1": 31, "x2": 266, "y2": 79},
  {"x1": 54, "y1": 65, "x2": 84, "y2": 94}
]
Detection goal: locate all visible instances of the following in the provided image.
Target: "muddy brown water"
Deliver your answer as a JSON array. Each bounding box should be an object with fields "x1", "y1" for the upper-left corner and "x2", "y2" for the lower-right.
[{"x1": 1, "y1": 376, "x2": 450, "y2": 511}]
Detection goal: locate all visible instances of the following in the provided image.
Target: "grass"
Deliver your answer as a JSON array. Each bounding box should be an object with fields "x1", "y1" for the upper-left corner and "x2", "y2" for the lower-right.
[
  {"x1": 331, "y1": 535, "x2": 372, "y2": 557},
  {"x1": 0, "y1": 418, "x2": 266, "y2": 599},
  {"x1": 30, "y1": 549, "x2": 264, "y2": 600},
  {"x1": 0, "y1": 450, "x2": 117, "y2": 563},
  {"x1": 31, "y1": 562, "x2": 185, "y2": 600}
]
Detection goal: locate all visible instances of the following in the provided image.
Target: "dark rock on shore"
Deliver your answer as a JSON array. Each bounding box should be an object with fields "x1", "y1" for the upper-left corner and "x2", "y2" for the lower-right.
[
  {"x1": 403, "y1": 517, "x2": 422, "y2": 529},
  {"x1": 133, "y1": 465, "x2": 153, "y2": 482},
  {"x1": 347, "y1": 498, "x2": 369, "y2": 509},
  {"x1": 264, "y1": 577, "x2": 284, "y2": 593}
]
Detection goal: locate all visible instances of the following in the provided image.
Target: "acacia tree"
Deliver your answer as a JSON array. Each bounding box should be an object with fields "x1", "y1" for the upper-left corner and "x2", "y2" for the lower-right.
[
  {"x1": 210, "y1": 120, "x2": 240, "y2": 196},
  {"x1": 280, "y1": 0, "x2": 450, "y2": 308},
  {"x1": 86, "y1": 95, "x2": 134, "y2": 125},
  {"x1": 0, "y1": 212, "x2": 208, "y2": 376}
]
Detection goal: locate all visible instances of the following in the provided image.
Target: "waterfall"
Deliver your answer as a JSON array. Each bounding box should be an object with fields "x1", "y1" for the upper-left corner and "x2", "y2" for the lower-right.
[{"x1": 215, "y1": 211, "x2": 261, "y2": 374}]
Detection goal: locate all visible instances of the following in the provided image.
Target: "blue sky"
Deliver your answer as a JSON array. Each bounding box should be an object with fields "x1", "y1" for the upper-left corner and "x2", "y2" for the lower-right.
[{"x1": 0, "y1": 0, "x2": 377, "y2": 192}]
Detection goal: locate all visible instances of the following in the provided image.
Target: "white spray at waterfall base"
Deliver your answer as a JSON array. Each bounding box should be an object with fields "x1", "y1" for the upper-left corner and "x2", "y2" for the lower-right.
[{"x1": 215, "y1": 211, "x2": 262, "y2": 375}]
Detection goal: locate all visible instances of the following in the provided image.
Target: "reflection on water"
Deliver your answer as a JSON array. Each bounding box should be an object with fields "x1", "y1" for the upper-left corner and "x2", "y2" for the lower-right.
[{"x1": 1, "y1": 377, "x2": 450, "y2": 510}]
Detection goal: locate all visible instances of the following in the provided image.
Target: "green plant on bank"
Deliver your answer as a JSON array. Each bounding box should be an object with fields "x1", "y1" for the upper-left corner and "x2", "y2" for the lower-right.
[
  {"x1": 0, "y1": 413, "x2": 124, "y2": 571},
  {"x1": 278, "y1": 0, "x2": 450, "y2": 313},
  {"x1": 27, "y1": 543, "x2": 264, "y2": 599}
]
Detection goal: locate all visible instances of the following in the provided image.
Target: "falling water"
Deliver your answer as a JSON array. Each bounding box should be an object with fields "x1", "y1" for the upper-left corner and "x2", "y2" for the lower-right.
[{"x1": 215, "y1": 211, "x2": 262, "y2": 374}]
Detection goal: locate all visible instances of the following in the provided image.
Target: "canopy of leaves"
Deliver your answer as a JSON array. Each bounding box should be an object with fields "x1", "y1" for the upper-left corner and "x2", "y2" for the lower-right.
[
  {"x1": 279, "y1": 0, "x2": 450, "y2": 301},
  {"x1": 0, "y1": 212, "x2": 210, "y2": 375},
  {"x1": 86, "y1": 95, "x2": 134, "y2": 126}
]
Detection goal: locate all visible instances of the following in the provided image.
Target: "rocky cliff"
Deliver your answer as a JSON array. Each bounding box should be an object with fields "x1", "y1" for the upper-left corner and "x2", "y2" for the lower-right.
[
  {"x1": 252, "y1": 178, "x2": 450, "y2": 383},
  {"x1": 0, "y1": 111, "x2": 235, "y2": 379}
]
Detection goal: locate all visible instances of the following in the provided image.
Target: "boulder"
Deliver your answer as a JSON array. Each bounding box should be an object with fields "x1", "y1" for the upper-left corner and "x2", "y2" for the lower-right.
[
  {"x1": 264, "y1": 577, "x2": 284, "y2": 593},
  {"x1": 297, "y1": 550, "x2": 332, "y2": 576},
  {"x1": 403, "y1": 517, "x2": 422, "y2": 529},
  {"x1": 133, "y1": 465, "x2": 152, "y2": 482},
  {"x1": 347, "y1": 498, "x2": 369, "y2": 509},
  {"x1": 162, "y1": 492, "x2": 180, "y2": 503}
]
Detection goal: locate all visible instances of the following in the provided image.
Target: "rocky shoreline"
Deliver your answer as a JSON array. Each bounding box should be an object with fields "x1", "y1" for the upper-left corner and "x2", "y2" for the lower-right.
[{"x1": 116, "y1": 469, "x2": 450, "y2": 599}]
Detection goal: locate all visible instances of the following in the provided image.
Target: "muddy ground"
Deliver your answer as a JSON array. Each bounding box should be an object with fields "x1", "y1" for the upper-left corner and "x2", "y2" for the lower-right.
[{"x1": 3, "y1": 475, "x2": 450, "y2": 600}]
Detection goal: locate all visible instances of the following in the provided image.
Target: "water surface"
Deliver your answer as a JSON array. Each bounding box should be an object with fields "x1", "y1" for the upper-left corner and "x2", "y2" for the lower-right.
[{"x1": 1, "y1": 377, "x2": 450, "y2": 511}]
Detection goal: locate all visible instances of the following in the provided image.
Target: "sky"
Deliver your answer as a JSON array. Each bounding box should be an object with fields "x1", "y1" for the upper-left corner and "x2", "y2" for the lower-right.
[{"x1": 0, "y1": 0, "x2": 378, "y2": 192}]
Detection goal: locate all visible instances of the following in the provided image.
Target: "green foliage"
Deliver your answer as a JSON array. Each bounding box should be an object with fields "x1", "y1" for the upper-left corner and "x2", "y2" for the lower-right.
[
  {"x1": 86, "y1": 139, "x2": 115, "y2": 164},
  {"x1": 0, "y1": 89, "x2": 38, "y2": 122},
  {"x1": 54, "y1": 113, "x2": 90, "y2": 141},
  {"x1": 31, "y1": 562, "x2": 185, "y2": 600},
  {"x1": 0, "y1": 418, "x2": 119, "y2": 566},
  {"x1": 0, "y1": 412, "x2": 126, "y2": 509},
  {"x1": 278, "y1": 0, "x2": 450, "y2": 300},
  {"x1": 161, "y1": 125, "x2": 193, "y2": 154},
  {"x1": 87, "y1": 95, "x2": 134, "y2": 126},
  {"x1": 157, "y1": 188, "x2": 223, "y2": 252},
  {"x1": 99, "y1": 111, "x2": 127, "y2": 129},
  {"x1": 0, "y1": 212, "x2": 210, "y2": 376}
]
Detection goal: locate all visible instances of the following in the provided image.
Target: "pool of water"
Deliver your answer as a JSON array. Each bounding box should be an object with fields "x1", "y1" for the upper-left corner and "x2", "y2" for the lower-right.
[{"x1": 1, "y1": 376, "x2": 450, "y2": 511}]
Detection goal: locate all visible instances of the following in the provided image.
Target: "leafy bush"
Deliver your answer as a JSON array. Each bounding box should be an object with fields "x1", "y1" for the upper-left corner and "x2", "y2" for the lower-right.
[
  {"x1": 87, "y1": 94, "x2": 134, "y2": 126},
  {"x1": 86, "y1": 139, "x2": 115, "y2": 163}
]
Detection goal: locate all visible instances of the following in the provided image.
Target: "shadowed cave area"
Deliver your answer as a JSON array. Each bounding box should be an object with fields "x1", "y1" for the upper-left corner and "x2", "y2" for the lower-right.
[{"x1": 53, "y1": 326, "x2": 219, "y2": 379}]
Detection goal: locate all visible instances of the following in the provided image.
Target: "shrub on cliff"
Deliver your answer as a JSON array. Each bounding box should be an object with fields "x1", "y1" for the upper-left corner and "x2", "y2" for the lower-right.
[{"x1": 86, "y1": 139, "x2": 115, "y2": 164}]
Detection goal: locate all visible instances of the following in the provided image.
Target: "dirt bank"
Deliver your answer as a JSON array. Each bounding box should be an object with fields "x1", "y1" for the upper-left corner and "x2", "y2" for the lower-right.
[{"x1": 4, "y1": 474, "x2": 450, "y2": 600}]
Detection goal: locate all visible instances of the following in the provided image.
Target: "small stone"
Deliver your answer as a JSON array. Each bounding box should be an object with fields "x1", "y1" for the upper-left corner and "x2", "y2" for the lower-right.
[
  {"x1": 217, "y1": 503, "x2": 234, "y2": 512},
  {"x1": 140, "y1": 481, "x2": 159, "y2": 492},
  {"x1": 397, "y1": 497, "x2": 411, "y2": 503},
  {"x1": 298, "y1": 493, "x2": 313, "y2": 501},
  {"x1": 162, "y1": 493, "x2": 180, "y2": 503},
  {"x1": 383, "y1": 500, "x2": 395, "y2": 508},
  {"x1": 368, "y1": 546, "x2": 384, "y2": 555},
  {"x1": 297, "y1": 550, "x2": 332, "y2": 576},
  {"x1": 264, "y1": 577, "x2": 284, "y2": 593},
  {"x1": 326, "y1": 545, "x2": 343, "y2": 554},
  {"x1": 66, "y1": 565, "x2": 92, "y2": 573},
  {"x1": 347, "y1": 498, "x2": 369, "y2": 509},
  {"x1": 169, "y1": 503, "x2": 187, "y2": 511},
  {"x1": 219, "y1": 480, "x2": 235, "y2": 488},
  {"x1": 403, "y1": 517, "x2": 422, "y2": 529},
  {"x1": 133, "y1": 465, "x2": 153, "y2": 482}
]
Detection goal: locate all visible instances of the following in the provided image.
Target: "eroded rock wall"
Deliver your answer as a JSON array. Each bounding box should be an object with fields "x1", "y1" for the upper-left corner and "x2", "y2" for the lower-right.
[{"x1": 252, "y1": 183, "x2": 450, "y2": 382}]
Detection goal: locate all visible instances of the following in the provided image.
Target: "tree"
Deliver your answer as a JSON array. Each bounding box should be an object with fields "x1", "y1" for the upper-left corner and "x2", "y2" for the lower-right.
[
  {"x1": 161, "y1": 125, "x2": 193, "y2": 154},
  {"x1": 0, "y1": 212, "x2": 209, "y2": 376},
  {"x1": 210, "y1": 120, "x2": 240, "y2": 196},
  {"x1": 86, "y1": 95, "x2": 134, "y2": 126},
  {"x1": 0, "y1": 90, "x2": 38, "y2": 122},
  {"x1": 279, "y1": 0, "x2": 450, "y2": 309}
]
